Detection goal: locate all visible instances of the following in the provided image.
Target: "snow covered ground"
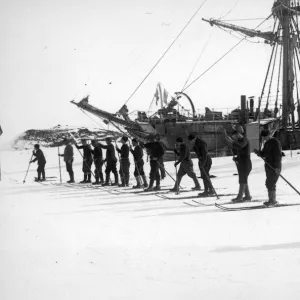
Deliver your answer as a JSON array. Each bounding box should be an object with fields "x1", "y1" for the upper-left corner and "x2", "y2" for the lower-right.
[{"x1": 1, "y1": 147, "x2": 300, "y2": 300}]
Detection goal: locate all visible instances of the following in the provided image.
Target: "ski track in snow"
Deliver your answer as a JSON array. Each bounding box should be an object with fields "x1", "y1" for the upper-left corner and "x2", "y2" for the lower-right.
[{"x1": 1, "y1": 148, "x2": 300, "y2": 300}]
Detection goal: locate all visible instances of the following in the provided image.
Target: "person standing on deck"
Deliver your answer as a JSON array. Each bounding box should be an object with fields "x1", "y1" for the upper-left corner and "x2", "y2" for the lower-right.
[
  {"x1": 75, "y1": 138, "x2": 93, "y2": 183},
  {"x1": 254, "y1": 129, "x2": 282, "y2": 207},
  {"x1": 142, "y1": 135, "x2": 165, "y2": 191},
  {"x1": 58, "y1": 138, "x2": 74, "y2": 183},
  {"x1": 30, "y1": 144, "x2": 46, "y2": 181},
  {"x1": 130, "y1": 138, "x2": 148, "y2": 188},
  {"x1": 116, "y1": 136, "x2": 130, "y2": 187},
  {"x1": 188, "y1": 134, "x2": 213, "y2": 196},
  {"x1": 91, "y1": 139, "x2": 104, "y2": 185},
  {"x1": 98, "y1": 137, "x2": 119, "y2": 186},
  {"x1": 169, "y1": 137, "x2": 201, "y2": 192},
  {"x1": 225, "y1": 130, "x2": 252, "y2": 202}
]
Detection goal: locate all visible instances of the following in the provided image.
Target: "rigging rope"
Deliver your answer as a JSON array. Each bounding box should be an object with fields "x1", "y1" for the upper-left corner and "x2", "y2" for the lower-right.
[
  {"x1": 122, "y1": 0, "x2": 208, "y2": 108},
  {"x1": 181, "y1": 13, "x2": 273, "y2": 92},
  {"x1": 265, "y1": 22, "x2": 279, "y2": 114},
  {"x1": 274, "y1": 42, "x2": 283, "y2": 117},
  {"x1": 258, "y1": 19, "x2": 279, "y2": 115},
  {"x1": 220, "y1": 0, "x2": 241, "y2": 20},
  {"x1": 181, "y1": 28, "x2": 215, "y2": 91}
]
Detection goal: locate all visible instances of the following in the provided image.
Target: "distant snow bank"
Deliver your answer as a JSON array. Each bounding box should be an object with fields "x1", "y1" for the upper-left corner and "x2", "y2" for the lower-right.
[{"x1": 3, "y1": 125, "x2": 122, "y2": 150}]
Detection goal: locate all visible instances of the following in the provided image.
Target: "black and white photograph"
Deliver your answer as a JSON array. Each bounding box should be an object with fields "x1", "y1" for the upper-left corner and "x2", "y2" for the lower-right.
[{"x1": 1, "y1": 0, "x2": 300, "y2": 299}]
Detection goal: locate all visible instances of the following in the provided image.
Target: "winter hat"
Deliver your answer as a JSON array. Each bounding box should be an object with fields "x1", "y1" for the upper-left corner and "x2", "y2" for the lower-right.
[
  {"x1": 176, "y1": 137, "x2": 183, "y2": 143},
  {"x1": 187, "y1": 134, "x2": 196, "y2": 141},
  {"x1": 261, "y1": 129, "x2": 270, "y2": 137},
  {"x1": 132, "y1": 138, "x2": 137, "y2": 143},
  {"x1": 121, "y1": 136, "x2": 128, "y2": 142},
  {"x1": 105, "y1": 137, "x2": 112, "y2": 142},
  {"x1": 34, "y1": 144, "x2": 40, "y2": 149}
]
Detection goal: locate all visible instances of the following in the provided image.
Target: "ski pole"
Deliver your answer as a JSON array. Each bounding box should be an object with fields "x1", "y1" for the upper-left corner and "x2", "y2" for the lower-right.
[
  {"x1": 156, "y1": 159, "x2": 183, "y2": 189},
  {"x1": 262, "y1": 158, "x2": 300, "y2": 196},
  {"x1": 58, "y1": 146, "x2": 62, "y2": 183},
  {"x1": 174, "y1": 153, "x2": 179, "y2": 195},
  {"x1": 23, "y1": 154, "x2": 33, "y2": 183},
  {"x1": 201, "y1": 166, "x2": 219, "y2": 199},
  {"x1": 68, "y1": 132, "x2": 96, "y2": 179}
]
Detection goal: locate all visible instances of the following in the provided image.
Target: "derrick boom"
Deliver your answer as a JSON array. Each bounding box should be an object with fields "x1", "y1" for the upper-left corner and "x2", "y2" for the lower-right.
[
  {"x1": 70, "y1": 97, "x2": 140, "y2": 130},
  {"x1": 202, "y1": 18, "x2": 277, "y2": 44}
]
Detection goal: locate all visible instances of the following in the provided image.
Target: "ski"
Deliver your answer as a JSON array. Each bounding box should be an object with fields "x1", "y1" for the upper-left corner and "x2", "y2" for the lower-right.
[
  {"x1": 157, "y1": 193, "x2": 236, "y2": 201},
  {"x1": 215, "y1": 202, "x2": 300, "y2": 211}
]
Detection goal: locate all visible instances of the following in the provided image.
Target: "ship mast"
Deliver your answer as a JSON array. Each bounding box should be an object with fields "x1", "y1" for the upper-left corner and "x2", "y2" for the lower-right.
[
  {"x1": 203, "y1": 0, "x2": 300, "y2": 130},
  {"x1": 274, "y1": 0, "x2": 294, "y2": 128}
]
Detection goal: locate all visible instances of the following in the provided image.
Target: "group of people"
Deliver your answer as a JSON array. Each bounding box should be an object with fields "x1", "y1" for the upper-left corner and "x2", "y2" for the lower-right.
[
  {"x1": 29, "y1": 127, "x2": 283, "y2": 206},
  {"x1": 225, "y1": 124, "x2": 283, "y2": 207}
]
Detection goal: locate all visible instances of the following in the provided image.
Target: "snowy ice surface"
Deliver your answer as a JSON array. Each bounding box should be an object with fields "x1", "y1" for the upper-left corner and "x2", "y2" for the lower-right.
[{"x1": 1, "y1": 147, "x2": 300, "y2": 300}]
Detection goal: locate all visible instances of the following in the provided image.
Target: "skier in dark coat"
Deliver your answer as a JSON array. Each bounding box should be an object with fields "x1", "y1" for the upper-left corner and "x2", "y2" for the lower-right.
[
  {"x1": 75, "y1": 138, "x2": 93, "y2": 183},
  {"x1": 170, "y1": 137, "x2": 201, "y2": 192},
  {"x1": 116, "y1": 136, "x2": 130, "y2": 187},
  {"x1": 155, "y1": 134, "x2": 166, "y2": 180},
  {"x1": 91, "y1": 139, "x2": 104, "y2": 185},
  {"x1": 225, "y1": 129, "x2": 252, "y2": 202},
  {"x1": 99, "y1": 137, "x2": 119, "y2": 186},
  {"x1": 58, "y1": 138, "x2": 74, "y2": 183},
  {"x1": 254, "y1": 129, "x2": 282, "y2": 207},
  {"x1": 130, "y1": 138, "x2": 148, "y2": 188},
  {"x1": 188, "y1": 134, "x2": 213, "y2": 196},
  {"x1": 30, "y1": 144, "x2": 46, "y2": 181},
  {"x1": 142, "y1": 135, "x2": 165, "y2": 191}
]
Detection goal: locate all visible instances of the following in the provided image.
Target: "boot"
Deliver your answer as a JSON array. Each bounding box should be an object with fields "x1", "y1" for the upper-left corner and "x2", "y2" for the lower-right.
[
  {"x1": 142, "y1": 175, "x2": 148, "y2": 188},
  {"x1": 67, "y1": 173, "x2": 75, "y2": 183},
  {"x1": 243, "y1": 184, "x2": 252, "y2": 201},
  {"x1": 198, "y1": 190, "x2": 211, "y2": 197},
  {"x1": 36, "y1": 172, "x2": 41, "y2": 181},
  {"x1": 170, "y1": 176, "x2": 182, "y2": 192},
  {"x1": 102, "y1": 174, "x2": 110, "y2": 186},
  {"x1": 153, "y1": 177, "x2": 161, "y2": 191},
  {"x1": 264, "y1": 190, "x2": 278, "y2": 207},
  {"x1": 92, "y1": 177, "x2": 100, "y2": 185},
  {"x1": 232, "y1": 184, "x2": 246, "y2": 203},
  {"x1": 42, "y1": 171, "x2": 46, "y2": 181},
  {"x1": 132, "y1": 176, "x2": 142, "y2": 189},
  {"x1": 80, "y1": 174, "x2": 87, "y2": 183},
  {"x1": 118, "y1": 176, "x2": 125, "y2": 187},
  {"x1": 86, "y1": 174, "x2": 91, "y2": 183},
  {"x1": 99, "y1": 173, "x2": 104, "y2": 184},
  {"x1": 144, "y1": 179, "x2": 154, "y2": 192},
  {"x1": 125, "y1": 174, "x2": 130, "y2": 187},
  {"x1": 191, "y1": 174, "x2": 201, "y2": 190},
  {"x1": 111, "y1": 173, "x2": 119, "y2": 186}
]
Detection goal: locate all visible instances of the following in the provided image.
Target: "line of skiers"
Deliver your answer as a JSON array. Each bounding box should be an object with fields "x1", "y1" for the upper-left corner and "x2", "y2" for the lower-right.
[{"x1": 30, "y1": 128, "x2": 283, "y2": 206}]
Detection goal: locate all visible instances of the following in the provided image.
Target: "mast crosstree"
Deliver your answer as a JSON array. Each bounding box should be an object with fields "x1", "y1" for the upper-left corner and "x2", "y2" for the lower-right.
[{"x1": 203, "y1": 0, "x2": 300, "y2": 130}]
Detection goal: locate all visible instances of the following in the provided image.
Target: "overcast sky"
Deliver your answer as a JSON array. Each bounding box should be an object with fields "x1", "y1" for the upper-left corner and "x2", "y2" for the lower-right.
[{"x1": 0, "y1": 0, "x2": 274, "y2": 143}]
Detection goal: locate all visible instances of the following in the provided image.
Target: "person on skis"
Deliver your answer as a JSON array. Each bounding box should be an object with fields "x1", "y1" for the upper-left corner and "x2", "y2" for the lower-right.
[
  {"x1": 116, "y1": 136, "x2": 130, "y2": 187},
  {"x1": 91, "y1": 139, "x2": 104, "y2": 185},
  {"x1": 142, "y1": 134, "x2": 165, "y2": 191},
  {"x1": 188, "y1": 134, "x2": 214, "y2": 196},
  {"x1": 75, "y1": 138, "x2": 93, "y2": 183},
  {"x1": 98, "y1": 137, "x2": 119, "y2": 186},
  {"x1": 154, "y1": 134, "x2": 166, "y2": 180},
  {"x1": 30, "y1": 144, "x2": 46, "y2": 182},
  {"x1": 58, "y1": 137, "x2": 74, "y2": 183},
  {"x1": 254, "y1": 129, "x2": 282, "y2": 207},
  {"x1": 225, "y1": 129, "x2": 252, "y2": 202},
  {"x1": 130, "y1": 138, "x2": 148, "y2": 188},
  {"x1": 170, "y1": 137, "x2": 201, "y2": 192}
]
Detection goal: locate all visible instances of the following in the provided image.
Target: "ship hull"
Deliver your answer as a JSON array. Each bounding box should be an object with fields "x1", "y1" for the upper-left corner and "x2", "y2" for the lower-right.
[{"x1": 138, "y1": 120, "x2": 234, "y2": 159}]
